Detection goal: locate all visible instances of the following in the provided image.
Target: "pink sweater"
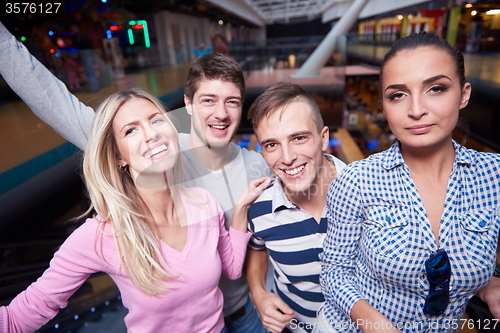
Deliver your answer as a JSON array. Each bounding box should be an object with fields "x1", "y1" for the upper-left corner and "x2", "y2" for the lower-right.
[{"x1": 0, "y1": 188, "x2": 251, "y2": 333}]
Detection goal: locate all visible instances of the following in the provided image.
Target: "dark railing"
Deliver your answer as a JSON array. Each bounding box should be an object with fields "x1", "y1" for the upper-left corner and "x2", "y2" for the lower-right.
[{"x1": 0, "y1": 154, "x2": 125, "y2": 332}]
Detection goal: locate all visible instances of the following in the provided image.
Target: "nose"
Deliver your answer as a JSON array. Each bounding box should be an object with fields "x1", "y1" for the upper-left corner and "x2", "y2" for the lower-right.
[
  {"x1": 280, "y1": 143, "x2": 297, "y2": 166},
  {"x1": 408, "y1": 95, "x2": 428, "y2": 119},
  {"x1": 213, "y1": 101, "x2": 229, "y2": 120},
  {"x1": 142, "y1": 124, "x2": 160, "y2": 143}
]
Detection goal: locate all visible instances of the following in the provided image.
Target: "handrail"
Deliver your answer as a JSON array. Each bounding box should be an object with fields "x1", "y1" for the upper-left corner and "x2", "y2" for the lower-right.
[{"x1": 334, "y1": 128, "x2": 366, "y2": 163}]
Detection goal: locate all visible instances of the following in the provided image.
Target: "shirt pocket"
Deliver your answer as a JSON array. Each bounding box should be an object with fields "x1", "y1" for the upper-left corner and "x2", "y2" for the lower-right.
[
  {"x1": 460, "y1": 208, "x2": 498, "y2": 268},
  {"x1": 362, "y1": 205, "x2": 410, "y2": 258}
]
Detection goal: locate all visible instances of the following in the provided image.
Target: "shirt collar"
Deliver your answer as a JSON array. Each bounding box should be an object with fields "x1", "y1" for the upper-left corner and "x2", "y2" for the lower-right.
[
  {"x1": 271, "y1": 177, "x2": 296, "y2": 212},
  {"x1": 382, "y1": 140, "x2": 473, "y2": 170}
]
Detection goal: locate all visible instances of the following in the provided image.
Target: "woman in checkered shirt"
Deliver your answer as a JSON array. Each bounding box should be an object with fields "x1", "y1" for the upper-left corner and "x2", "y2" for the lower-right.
[{"x1": 320, "y1": 32, "x2": 500, "y2": 333}]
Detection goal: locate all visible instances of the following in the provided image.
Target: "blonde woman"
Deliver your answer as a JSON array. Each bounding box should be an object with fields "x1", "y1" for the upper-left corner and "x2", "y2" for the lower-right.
[{"x1": 0, "y1": 89, "x2": 273, "y2": 333}]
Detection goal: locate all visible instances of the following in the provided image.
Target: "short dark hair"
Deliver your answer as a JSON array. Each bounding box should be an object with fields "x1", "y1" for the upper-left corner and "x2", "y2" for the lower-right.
[
  {"x1": 381, "y1": 32, "x2": 466, "y2": 87},
  {"x1": 248, "y1": 82, "x2": 324, "y2": 132},
  {"x1": 184, "y1": 53, "x2": 245, "y2": 101}
]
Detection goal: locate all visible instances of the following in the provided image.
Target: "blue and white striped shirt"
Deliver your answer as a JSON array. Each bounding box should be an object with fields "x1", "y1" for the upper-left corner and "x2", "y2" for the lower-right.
[
  {"x1": 248, "y1": 154, "x2": 346, "y2": 333},
  {"x1": 320, "y1": 141, "x2": 500, "y2": 333}
]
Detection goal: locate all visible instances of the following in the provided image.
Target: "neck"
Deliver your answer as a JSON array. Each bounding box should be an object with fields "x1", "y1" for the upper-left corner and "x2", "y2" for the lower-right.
[
  {"x1": 137, "y1": 184, "x2": 185, "y2": 227},
  {"x1": 400, "y1": 139, "x2": 455, "y2": 175},
  {"x1": 133, "y1": 168, "x2": 185, "y2": 226},
  {"x1": 187, "y1": 133, "x2": 233, "y2": 171}
]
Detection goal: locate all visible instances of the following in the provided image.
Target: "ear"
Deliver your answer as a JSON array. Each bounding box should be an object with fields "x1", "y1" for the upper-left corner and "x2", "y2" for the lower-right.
[
  {"x1": 460, "y1": 82, "x2": 471, "y2": 109},
  {"x1": 117, "y1": 156, "x2": 128, "y2": 168},
  {"x1": 320, "y1": 126, "x2": 329, "y2": 152},
  {"x1": 184, "y1": 95, "x2": 193, "y2": 116}
]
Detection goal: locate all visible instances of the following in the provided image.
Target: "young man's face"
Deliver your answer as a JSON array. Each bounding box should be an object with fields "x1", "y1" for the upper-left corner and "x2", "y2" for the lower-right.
[
  {"x1": 255, "y1": 100, "x2": 329, "y2": 197},
  {"x1": 184, "y1": 79, "x2": 242, "y2": 148}
]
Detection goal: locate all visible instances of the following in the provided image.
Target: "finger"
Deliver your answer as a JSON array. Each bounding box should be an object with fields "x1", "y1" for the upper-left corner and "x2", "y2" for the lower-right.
[
  {"x1": 260, "y1": 177, "x2": 275, "y2": 187},
  {"x1": 488, "y1": 302, "x2": 500, "y2": 319},
  {"x1": 275, "y1": 300, "x2": 295, "y2": 316},
  {"x1": 263, "y1": 319, "x2": 290, "y2": 333},
  {"x1": 252, "y1": 176, "x2": 274, "y2": 187}
]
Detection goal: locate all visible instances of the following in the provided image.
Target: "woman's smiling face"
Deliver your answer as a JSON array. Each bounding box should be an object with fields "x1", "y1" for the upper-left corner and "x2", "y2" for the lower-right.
[{"x1": 112, "y1": 97, "x2": 179, "y2": 182}]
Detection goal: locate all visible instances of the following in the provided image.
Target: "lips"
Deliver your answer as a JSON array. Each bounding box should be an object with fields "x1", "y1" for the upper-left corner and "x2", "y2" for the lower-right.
[
  {"x1": 281, "y1": 164, "x2": 306, "y2": 177},
  {"x1": 210, "y1": 124, "x2": 228, "y2": 129},
  {"x1": 209, "y1": 124, "x2": 229, "y2": 131},
  {"x1": 406, "y1": 124, "x2": 434, "y2": 134},
  {"x1": 143, "y1": 143, "x2": 168, "y2": 158}
]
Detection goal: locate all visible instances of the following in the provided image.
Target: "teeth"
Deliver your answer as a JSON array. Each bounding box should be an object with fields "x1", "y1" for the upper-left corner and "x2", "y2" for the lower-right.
[
  {"x1": 211, "y1": 125, "x2": 227, "y2": 130},
  {"x1": 284, "y1": 165, "x2": 305, "y2": 175},
  {"x1": 145, "y1": 144, "x2": 168, "y2": 158}
]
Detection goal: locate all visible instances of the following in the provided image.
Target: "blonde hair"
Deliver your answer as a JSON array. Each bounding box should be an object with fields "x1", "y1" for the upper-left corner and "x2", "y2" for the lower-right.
[{"x1": 83, "y1": 89, "x2": 195, "y2": 295}]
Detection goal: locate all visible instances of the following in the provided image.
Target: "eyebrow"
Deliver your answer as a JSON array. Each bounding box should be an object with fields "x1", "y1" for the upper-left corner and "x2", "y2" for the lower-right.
[
  {"x1": 198, "y1": 93, "x2": 241, "y2": 100},
  {"x1": 384, "y1": 75, "x2": 452, "y2": 92},
  {"x1": 259, "y1": 131, "x2": 312, "y2": 147},
  {"x1": 120, "y1": 112, "x2": 163, "y2": 132},
  {"x1": 422, "y1": 74, "x2": 451, "y2": 85}
]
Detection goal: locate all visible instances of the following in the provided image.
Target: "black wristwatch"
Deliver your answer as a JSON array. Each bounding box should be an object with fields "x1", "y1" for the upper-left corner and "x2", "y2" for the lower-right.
[{"x1": 494, "y1": 265, "x2": 500, "y2": 278}]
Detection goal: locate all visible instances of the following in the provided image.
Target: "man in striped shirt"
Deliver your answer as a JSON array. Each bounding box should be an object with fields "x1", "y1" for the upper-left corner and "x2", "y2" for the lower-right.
[{"x1": 245, "y1": 82, "x2": 346, "y2": 333}]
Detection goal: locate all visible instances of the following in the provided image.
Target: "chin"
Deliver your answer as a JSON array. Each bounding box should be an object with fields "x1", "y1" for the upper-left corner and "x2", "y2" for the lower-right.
[
  {"x1": 207, "y1": 140, "x2": 231, "y2": 149},
  {"x1": 281, "y1": 179, "x2": 314, "y2": 196}
]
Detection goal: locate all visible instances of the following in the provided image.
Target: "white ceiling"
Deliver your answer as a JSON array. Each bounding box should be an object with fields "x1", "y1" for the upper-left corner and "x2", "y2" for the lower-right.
[{"x1": 242, "y1": 0, "x2": 340, "y2": 24}]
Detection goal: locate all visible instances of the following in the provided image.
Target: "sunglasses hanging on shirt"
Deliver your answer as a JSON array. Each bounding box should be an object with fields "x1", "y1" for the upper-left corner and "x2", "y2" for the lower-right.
[{"x1": 423, "y1": 248, "x2": 451, "y2": 316}]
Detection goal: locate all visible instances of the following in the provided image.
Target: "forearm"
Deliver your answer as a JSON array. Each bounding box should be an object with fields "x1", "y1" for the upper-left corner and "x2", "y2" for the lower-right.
[
  {"x1": 245, "y1": 247, "x2": 269, "y2": 299},
  {"x1": 350, "y1": 300, "x2": 401, "y2": 333},
  {"x1": 478, "y1": 275, "x2": 500, "y2": 319},
  {"x1": 231, "y1": 203, "x2": 250, "y2": 233},
  {"x1": 0, "y1": 21, "x2": 94, "y2": 150},
  {"x1": 219, "y1": 225, "x2": 252, "y2": 280}
]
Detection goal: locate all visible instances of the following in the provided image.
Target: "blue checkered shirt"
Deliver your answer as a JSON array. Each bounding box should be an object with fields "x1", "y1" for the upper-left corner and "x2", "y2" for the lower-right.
[{"x1": 320, "y1": 141, "x2": 500, "y2": 333}]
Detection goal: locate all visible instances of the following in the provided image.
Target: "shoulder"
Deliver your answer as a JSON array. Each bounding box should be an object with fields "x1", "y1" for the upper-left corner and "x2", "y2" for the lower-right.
[
  {"x1": 325, "y1": 154, "x2": 347, "y2": 173},
  {"x1": 331, "y1": 151, "x2": 393, "y2": 191},
  {"x1": 63, "y1": 217, "x2": 115, "y2": 246},
  {"x1": 67, "y1": 217, "x2": 106, "y2": 238},
  {"x1": 180, "y1": 187, "x2": 224, "y2": 218},
  {"x1": 239, "y1": 145, "x2": 265, "y2": 162},
  {"x1": 467, "y1": 148, "x2": 500, "y2": 165},
  {"x1": 247, "y1": 184, "x2": 275, "y2": 220},
  {"x1": 338, "y1": 153, "x2": 379, "y2": 175},
  {"x1": 57, "y1": 217, "x2": 113, "y2": 257},
  {"x1": 460, "y1": 147, "x2": 500, "y2": 179}
]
